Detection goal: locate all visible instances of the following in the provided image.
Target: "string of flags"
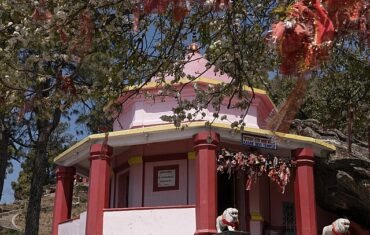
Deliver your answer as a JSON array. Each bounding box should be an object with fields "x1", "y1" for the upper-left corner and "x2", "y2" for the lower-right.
[{"x1": 217, "y1": 148, "x2": 296, "y2": 194}]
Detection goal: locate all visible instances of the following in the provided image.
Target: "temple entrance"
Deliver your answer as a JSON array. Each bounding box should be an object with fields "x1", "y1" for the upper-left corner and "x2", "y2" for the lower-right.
[
  {"x1": 217, "y1": 173, "x2": 236, "y2": 215},
  {"x1": 218, "y1": 171, "x2": 249, "y2": 232}
]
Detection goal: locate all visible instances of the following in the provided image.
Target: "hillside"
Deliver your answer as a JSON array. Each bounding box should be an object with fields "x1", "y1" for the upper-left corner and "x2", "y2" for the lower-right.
[{"x1": 0, "y1": 183, "x2": 88, "y2": 235}]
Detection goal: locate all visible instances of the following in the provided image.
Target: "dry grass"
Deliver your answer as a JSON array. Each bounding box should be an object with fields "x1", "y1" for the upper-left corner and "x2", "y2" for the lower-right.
[{"x1": 14, "y1": 184, "x2": 88, "y2": 235}]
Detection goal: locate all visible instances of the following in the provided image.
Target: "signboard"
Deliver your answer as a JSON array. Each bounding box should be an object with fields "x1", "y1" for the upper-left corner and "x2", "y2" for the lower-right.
[
  {"x1": 153, "y1": 165, "x2": 179, "y2": 191},
  {"x1": 157, "y1": 169, "x2": 176, "y2": 187},
  {"x1": 241, "y1": 133, "x2": 277, "y2": 150}
]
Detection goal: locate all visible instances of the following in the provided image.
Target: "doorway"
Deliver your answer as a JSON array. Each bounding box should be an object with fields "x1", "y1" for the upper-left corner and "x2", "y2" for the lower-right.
[
  {"x1": 217, "y1": 172, "x2": 235, "y2": 215},
  {"x1": 218, "y1": 171, "x2": 249, "y2": 232}
]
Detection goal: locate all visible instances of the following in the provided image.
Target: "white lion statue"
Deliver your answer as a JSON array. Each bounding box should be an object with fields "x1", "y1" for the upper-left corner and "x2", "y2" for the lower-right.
[
  {"x1": 216, "y1": 208, "x2": 239, "y2": 233},
  {"x1": 322, "y1": 218, "x2": 350, "y2": 235}
]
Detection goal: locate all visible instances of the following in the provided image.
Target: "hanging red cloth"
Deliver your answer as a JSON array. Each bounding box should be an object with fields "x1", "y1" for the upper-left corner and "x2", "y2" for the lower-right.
[
  {"x1": 266, "y1": 1, "x2": 335, "y2": 133},
  {"x1": 323, "y1": 0, "x2": 368, "y2": 31},
  {"x1": 323, "y1": 0, "x2": 369, "y2": 46},
  {"x1": 268, "y1": 1, "x2": 335, "y2": 75},
  {"x1": 136, "y1": 0, "x2": 231, "y2": 30},
  {"x1": 144, "y1": 0, "x2": 158, "y2": 13},
  {"x1": 173, "y1": 0, "x2": 188, "y2": 22},
  {"x1": 31, "y1": 0, "x2": 52, "y2": 22}
]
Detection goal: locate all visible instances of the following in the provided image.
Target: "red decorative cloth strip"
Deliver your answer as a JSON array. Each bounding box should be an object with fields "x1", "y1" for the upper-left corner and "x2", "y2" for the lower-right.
[{"x1": 221, "y1": 217, "x2": 239, "y2": 228}]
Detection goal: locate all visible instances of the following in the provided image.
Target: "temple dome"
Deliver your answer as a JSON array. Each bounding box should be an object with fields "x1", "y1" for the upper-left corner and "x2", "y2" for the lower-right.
[
  {"x1": 149, "y1": 51, "x2": 232, "y2": 85},
  {"x1": 113, "y1": 51, "x2": 275, "y2": 131},
  {"x1": 179, "y1": 52, "x2": 231, "y2": 83}
]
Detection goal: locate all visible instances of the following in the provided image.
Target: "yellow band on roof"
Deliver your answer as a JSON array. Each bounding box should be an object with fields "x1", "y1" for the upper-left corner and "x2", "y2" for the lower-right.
[{"x1": 54, "y1": 121, "x2": 335, "y2": 163}]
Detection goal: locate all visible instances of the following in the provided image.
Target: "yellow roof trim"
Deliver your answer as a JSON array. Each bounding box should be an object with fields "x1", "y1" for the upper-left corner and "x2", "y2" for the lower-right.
[
  {"x1": 54, "y1": 121, "x2": 335, "y2": 163},
  {"x1": 53, "y1": 134, "x2": 99, "y2": 162},
  {"x1": 274, "y1": 132, "x2": 336, "y2": 151},
  {"x1": 126, "y1": 77, "x2": 267, "y2": 96},
  {"x1": 211, "y1": 122, "x2": 336, "y2": 151},
  {"x1": 54, "y1": 123, "x2": 203, "y2": 162}
]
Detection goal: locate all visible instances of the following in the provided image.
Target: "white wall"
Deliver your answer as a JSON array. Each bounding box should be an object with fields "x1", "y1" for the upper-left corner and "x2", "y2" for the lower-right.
[
  {"x1": 58, "y1": 211, "x2": 86, "y2": 235},
  {"x1": 103, "y1": 207, "x2": 196, "y2": 235}
]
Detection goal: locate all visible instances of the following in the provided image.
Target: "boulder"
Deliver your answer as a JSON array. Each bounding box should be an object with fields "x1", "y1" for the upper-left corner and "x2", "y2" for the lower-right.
[{"x1": 290, "y1": 119, "x2": 370, "y2": 228}]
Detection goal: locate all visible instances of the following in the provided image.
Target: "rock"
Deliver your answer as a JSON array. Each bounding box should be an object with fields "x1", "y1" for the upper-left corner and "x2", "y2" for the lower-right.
[{"x1": 290, "y1": 119, "x2": 370, "y2": 228}]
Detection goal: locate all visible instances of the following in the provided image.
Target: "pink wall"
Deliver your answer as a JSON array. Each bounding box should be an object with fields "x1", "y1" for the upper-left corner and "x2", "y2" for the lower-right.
[
  {"x1": 128, "y1": 164, "x2": 143, "y2": 207},
  {"x1": 268, "y1": 177, "x2": 294, "y2": 227},
  {"x1": 249, "y1": 175, "x2": 295, "y2": 235},
  {"x1": 113, "y1": 101, "x2": 135, "y2": 130},
  {"x1": 113, "y1": 84, "x2": 265, "y2": 131},
  {"x1": 112, "y1": 141, "x2": 195, "y2": 208},
  {"x1": 144, "y1": 159, "x2": 188, "y2": 206},
  {"x1": 188, "y1": 159, "x2": 196, "y2": 204},
  {"x1": 114, "y1": 156, "x2": 196, "y2": 208},
  {"x1": 249, "y1": 178, "x2": 264, "y2": 235},
  {"x1": 260, "y1": 176, "x2": 270, "y2": 224}
]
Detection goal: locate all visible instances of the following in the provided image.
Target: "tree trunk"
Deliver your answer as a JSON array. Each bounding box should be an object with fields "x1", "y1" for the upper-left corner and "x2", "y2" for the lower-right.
[
  {"x1": 347, "y1": 105, "x2": 354, "y2": 153},
  {"x1": 0, "y1": 130, "x2": 10, "y2": 202},
  {"x1": 24, "y1": 107, "x2": 61, "y2": 235},
  {"x1": 368, "y1": 125, "x2": 370, "y2": 159},
  {"x1": 268, "y1": 75, "x2": 308, "y2": 133},
  {"x1": 24, "y1": 131, "x2": 49, "y2": 235}
]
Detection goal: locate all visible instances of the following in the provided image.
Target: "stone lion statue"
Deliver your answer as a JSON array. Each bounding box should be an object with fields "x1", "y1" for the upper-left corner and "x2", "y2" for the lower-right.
[
  {"x1": 216, "y1": 208, "x2": 239, "y2": 233},
  {"x1": 322, "y1": 218, "x2": 350, "y2": 235}
]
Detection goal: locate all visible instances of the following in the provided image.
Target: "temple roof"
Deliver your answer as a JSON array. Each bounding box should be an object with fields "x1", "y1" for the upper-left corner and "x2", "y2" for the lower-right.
[
  {"x1": 54, "y1": 121, "x2": 336, "y2": 175},
  {"x1": 54, "y1": 52, "x2": 335, "y2": 175},
  {"x1": 168, "y1": 51, "x2": 231, "y2": 83}
]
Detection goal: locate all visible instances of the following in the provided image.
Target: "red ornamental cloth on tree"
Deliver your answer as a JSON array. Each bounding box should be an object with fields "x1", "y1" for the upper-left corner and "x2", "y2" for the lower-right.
[
  {"x1": 323, "y1": 0, "x2": 368, "y2": 31},
  {"x1": 173, "y1": 0, "x2": 188, "y2": 22},
  {"x1": 323, "y1": 0, "x2": 369, "y2": 45},
  {"x1": 144, "y1": 0, "x2": 158, "y2": 13},
  {"x1": 269, "y1": 1, "x2": 334, "y2": 74},
  {"x1": 31, "y1": 0, "x2": 93, "y2": 61},
  {"x1": 59, "y1": 76, "x2": 77, "y2": 95},
  {"x1": 143, "y1": 0, "x2": 171, "y2": 13},
  {"x1": 143, "y1": 0, "x2": 175, "y2": 14},
  {"x1": 60, "y1": 10, "x2": 93, "y2": 61},
  {"x1": 31, "y1": 0, "x2": 52, "y2": 22},
  {"x1": 76, "y1": 10, "x2": 93, "y2": 55},
  {"x1": 135, "y1": 0, "x2": 230, "y2": 30}
]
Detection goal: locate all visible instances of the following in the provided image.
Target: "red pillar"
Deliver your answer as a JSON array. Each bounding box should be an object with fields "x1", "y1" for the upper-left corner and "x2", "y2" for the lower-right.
[
  {"x1": 293, "y1": 148, "x2": 318, "y2": 235},
  {"x1": 52, "y1": 166, "x2": 75, "y2": 235},
  {"x1": 193, "y1": 131, "x2": 219, "y2": 235},
  {"x1": 85, "y1": 144, "x2": 113, "y2": 235}
]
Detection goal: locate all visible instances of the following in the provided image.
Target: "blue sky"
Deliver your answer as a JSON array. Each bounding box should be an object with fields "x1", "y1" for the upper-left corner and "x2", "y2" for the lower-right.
[{"x1": 1, "y1": 160, "x2": 21, "y2": 204}]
